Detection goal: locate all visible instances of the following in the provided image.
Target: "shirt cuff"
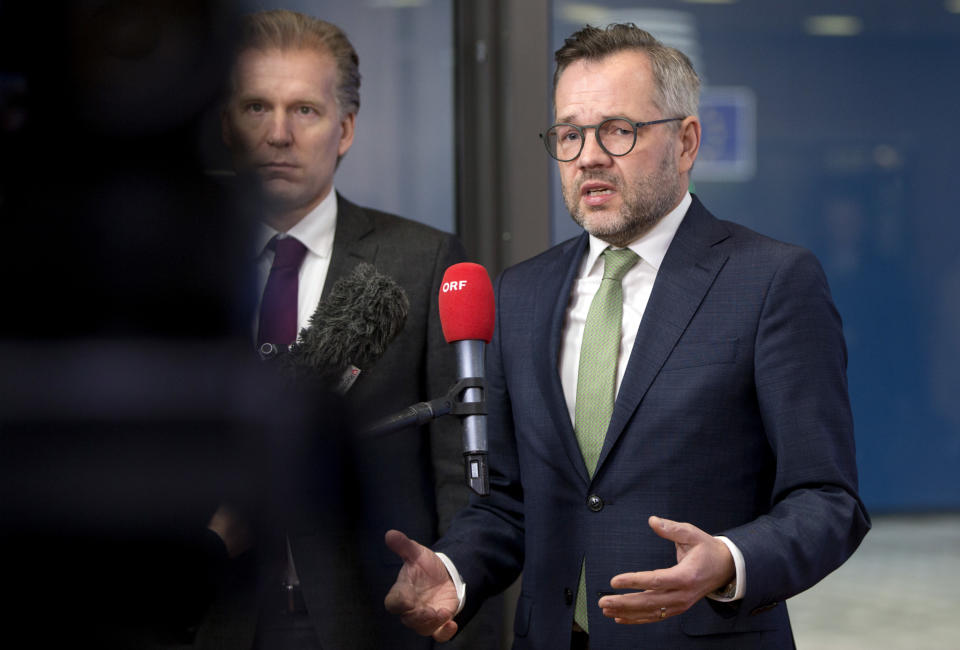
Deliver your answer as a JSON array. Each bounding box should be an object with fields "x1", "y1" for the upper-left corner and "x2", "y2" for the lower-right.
[
  {"x1": 708, "y1": 536, "x2": 746, "y2": 602},
  {"x1": 435, "y1": 552, "x2": 467, "y2": 615}
]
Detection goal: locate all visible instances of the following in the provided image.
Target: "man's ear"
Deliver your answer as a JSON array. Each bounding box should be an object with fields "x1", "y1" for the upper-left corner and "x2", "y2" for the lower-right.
[
  {"x1": 677, "y1": 116, "x2": 700, "y2": 175},
  {"x1": 337, "y1": 112, "x2": 356, "y2": 158}
]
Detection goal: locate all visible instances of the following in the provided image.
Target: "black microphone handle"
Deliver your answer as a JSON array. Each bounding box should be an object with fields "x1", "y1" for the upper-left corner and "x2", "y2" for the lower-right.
[
  {"x1": 364, "y1": 402, "x2": 439, "y2": 437},
  {"x1": 358, "y1": 349, "x2": 489, "y2": 496},
  {"x1": 363, "y1": 394, "x2": 456, "y2": 438}
]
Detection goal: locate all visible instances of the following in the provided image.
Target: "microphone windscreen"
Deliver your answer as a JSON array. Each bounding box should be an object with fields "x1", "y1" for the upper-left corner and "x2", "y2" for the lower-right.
[
  {"x1": 293, "y1": 263, "x2": 409, "y2": 374},
  {"x1": 438, "y1": 263, "x2": 494, "y2": 343}
]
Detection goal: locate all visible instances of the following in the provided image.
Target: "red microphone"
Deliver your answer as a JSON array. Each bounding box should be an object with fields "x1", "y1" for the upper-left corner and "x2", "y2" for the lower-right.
[
  {"x1": 439, "y1": 263, "x2": 494, "y2": 343},
  {"x1": 439, "y1": 263, "x2": 494, "y2": 495}
]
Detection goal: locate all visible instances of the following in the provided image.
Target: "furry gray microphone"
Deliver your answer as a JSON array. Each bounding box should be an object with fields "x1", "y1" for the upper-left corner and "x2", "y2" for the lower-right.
[{"x1": 285, "y1": 263, "x2": 409, "y2": 393}]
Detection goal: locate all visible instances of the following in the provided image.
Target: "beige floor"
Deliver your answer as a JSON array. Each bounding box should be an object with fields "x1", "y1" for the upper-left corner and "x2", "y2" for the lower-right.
[{"x1": 789, "y1": 513, "x2": 960, "y2": 649}]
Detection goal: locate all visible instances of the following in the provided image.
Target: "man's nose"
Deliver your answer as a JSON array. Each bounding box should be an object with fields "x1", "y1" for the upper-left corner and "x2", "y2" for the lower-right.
[
  {"x1": 577, "y1": 127, "x2": 611, "y2": 168},
  {"x1": 265, "y1": 113, "x2": 292, "y2": 147}
]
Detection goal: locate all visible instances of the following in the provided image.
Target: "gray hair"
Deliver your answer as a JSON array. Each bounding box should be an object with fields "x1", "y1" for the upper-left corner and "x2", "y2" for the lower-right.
[{"x1": 554, "y1": 23, "x2": 700, "y2": 120}]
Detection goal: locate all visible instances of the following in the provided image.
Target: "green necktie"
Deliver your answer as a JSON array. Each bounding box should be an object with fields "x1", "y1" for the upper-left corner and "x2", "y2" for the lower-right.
[{"x1": 573, "y1": 247, "x2": 640, "y2": 633}]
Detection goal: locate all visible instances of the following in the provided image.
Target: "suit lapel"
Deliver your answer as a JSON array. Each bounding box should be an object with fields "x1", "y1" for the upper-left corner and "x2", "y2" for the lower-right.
[
  {"x1": 533, "y1": 234, "x2": 593, "y2": 485},
  {"x1": 322, "y1": 194, "x2": 378, "y2": 299},
  {"x1": 595, "y1": 197, "x2": 731, "y2": 475}
]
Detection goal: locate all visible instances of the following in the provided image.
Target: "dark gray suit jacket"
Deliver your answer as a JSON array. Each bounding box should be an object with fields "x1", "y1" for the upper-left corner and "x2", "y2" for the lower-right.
[
  {"x1": 436, "y1": 195, "x2": 871, "y2": 649},
  {"x1": 197, "y1": 195, "x2": 469, "y2": 650},
  {"x1": 296, "y1": 195, "x2": 470, "y2": 649}
]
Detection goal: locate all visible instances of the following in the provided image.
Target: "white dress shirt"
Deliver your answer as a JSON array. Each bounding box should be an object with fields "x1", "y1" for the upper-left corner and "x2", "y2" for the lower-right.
[
  {"x1": 252, "y1": 188, "x2": 338, "y2": 343},
  {"x1": 558, "y1": 193, "x2": 690, "y2": 426}
]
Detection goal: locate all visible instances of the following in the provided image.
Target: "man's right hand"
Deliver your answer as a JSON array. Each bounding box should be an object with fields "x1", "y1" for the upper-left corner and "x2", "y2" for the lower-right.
[{"x1": 384, "y1": 529, "x2": 460, "y2": 642}]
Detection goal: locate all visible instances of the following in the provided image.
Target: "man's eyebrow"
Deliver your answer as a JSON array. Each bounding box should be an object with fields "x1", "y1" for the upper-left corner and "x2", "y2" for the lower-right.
[
  {"x1": 555, "y1": 114, "x2": 628, "y2": 124},
  {"x1": 232, "y1": 92, "x2": 265, "y2": 103}
]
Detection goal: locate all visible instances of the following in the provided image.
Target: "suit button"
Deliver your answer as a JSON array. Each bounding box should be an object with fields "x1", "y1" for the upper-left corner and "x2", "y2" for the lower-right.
[
  {"x1": 564, "y1": 588, "x2": 573, "y2": 605},
  {"x1": 586, "y1": 495, "x2": 604, "y2": 512}
]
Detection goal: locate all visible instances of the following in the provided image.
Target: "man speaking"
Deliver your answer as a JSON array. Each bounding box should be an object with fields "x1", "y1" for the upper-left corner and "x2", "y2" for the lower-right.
[{"x1": 384, "y1": 23, "x2": 870, "y2": 649}]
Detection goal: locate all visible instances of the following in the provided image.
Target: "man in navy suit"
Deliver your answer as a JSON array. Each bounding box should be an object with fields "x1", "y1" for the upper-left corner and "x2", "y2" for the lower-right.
[{"x1": 384, "y1": 23, "x2": 870, "y2": 649}]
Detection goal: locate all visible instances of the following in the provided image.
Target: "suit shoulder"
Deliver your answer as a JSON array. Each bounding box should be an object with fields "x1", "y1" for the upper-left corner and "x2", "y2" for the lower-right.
[
  {"x1": 720, "y1": 218, "x2": 818, "y2": 265},
  {"x1": 357, "y1": 203, "x2": 457, "y2": 244},
  {"x1": 688, "y1": 197, "x2": 809, "y2": 262},
  {"x1": 336, "y1": 198, "x2": 467, "y2": 285},
  {"x1": 712, "y1": 218, "x2": 831, "y2": 299}
]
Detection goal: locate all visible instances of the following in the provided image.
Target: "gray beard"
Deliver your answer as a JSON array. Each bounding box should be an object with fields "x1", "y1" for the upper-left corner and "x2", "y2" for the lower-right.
[{"x1": 564, "y1": 150, "x2": 681, "y2": 248}]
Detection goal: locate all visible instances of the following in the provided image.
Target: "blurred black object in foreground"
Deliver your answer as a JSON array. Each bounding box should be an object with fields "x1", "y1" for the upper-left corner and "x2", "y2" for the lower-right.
[
  {"x1": 0, "y1": 3, "x2": 354, "y2": 647},
  {"x1": 0, "y1": 342, "x2": 353, "y2": 648},
  {"x1": 0, "y1": 0, "x2": 248, "y2": 340}
]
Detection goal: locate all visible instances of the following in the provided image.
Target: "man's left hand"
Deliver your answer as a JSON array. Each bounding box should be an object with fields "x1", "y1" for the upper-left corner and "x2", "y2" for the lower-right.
[{"x1": 598, "y1": 516, "x2": 735, "y2": 624}]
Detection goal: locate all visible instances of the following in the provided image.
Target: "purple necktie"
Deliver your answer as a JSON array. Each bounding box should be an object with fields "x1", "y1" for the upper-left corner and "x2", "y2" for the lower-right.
[{"x1": 257, "y1": 236, "x2": 308, "y2": 347}]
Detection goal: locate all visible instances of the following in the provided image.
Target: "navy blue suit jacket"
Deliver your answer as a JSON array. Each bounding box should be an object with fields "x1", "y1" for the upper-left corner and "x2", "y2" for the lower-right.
[{"x1": 435, "y1": 195, "x2": 870, "y2": 649}]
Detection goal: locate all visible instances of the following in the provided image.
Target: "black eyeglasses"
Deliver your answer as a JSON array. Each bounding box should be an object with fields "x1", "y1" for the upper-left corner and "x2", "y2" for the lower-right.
[{"x1": 540, "y1": 116, "x2": 685, "y2": 162}]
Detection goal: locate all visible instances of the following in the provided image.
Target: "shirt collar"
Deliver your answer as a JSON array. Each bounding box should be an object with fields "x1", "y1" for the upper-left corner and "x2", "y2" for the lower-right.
[
  {"x1": 254, "y1": 188, "x2": 339, "y2": 259},
  {"x1": 581, "y1": 191, "x2": 691, "y2": 277}
]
